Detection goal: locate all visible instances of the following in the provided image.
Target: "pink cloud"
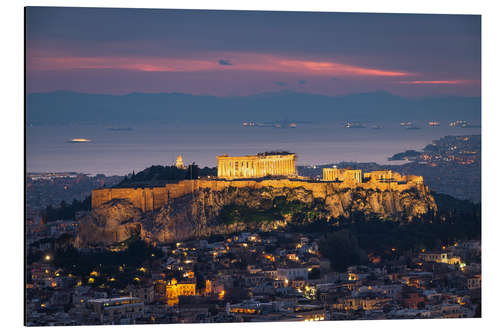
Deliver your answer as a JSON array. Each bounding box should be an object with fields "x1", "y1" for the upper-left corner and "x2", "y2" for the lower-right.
[
  {"x1": 277, "y1": 59, "x2": 409, "y2": 77},
  {"x1": 399, "y1": 80, "x2": 468, "y2": 85},
  {"x1": 27, "y1": 51, "x2": 412, "y2": 78}
]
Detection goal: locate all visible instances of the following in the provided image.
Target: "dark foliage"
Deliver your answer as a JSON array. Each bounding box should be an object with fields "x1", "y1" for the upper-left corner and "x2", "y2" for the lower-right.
[
  {"x1": 218, "y1": 196, "x2": 327, "y2": 226},
  {"x1": 43, "y1": 197, "x2": 91, "y2": 222},
  {"x1": 117, "y1": 164, "x2": 217, "y2": 186},
  {"x1": 317, "y1": 193, "x2": 481, "y2": 270},
  {"x1": 308, "y1": 267, "x2": 321, "y2": 280},
  {"x1": 318, "y1": 229, "x2": 367, "y2": 271},
  {"x1": 48, "y1": 239, "x2": 162, "y2": 289}
]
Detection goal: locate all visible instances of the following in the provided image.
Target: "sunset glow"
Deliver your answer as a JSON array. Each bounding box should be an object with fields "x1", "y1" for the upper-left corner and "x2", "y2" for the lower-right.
[
  {"x1": 399, "y1": 80, "x2": 468, "y2": 85},
  {"x1": 28, "y1": 53, "x2": 411, "y2": 78},
  {"x1": 25, "y1": 8, "x2": 480, "y2": 96}
]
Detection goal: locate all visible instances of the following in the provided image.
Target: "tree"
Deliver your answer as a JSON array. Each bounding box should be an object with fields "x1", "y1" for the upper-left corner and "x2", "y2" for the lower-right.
[
  {"x1": 225, "y1": 287, "x2": 250, "y2": 303},
  {"x1": 318, "y1": 229, "x2": 367, "y2": 272},
  {"x1": 308, "y1": 267, "x2": 321, "y2": 280}
]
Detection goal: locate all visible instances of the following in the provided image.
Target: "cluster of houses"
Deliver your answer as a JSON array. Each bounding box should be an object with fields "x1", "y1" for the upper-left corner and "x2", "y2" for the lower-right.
[{"x1": 26, "y1": 229, "x2": 481, "y2": 325}]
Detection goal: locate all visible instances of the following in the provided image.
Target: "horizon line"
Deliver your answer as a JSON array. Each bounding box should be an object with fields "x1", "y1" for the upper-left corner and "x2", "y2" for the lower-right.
[{"x1": 26, "y1": 89, "x2": 482, "y2": 99}]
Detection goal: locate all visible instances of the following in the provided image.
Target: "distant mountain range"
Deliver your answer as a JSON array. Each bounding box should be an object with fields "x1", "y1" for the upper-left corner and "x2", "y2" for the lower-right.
[{"x1": 26, "y1": 90, "x2": 481, "y2": 125}]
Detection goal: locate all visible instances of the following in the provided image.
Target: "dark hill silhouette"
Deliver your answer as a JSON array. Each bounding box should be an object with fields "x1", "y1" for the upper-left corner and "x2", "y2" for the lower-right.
[{"x1": 27, "y1": 90, "x2": 481, "y2": 125}]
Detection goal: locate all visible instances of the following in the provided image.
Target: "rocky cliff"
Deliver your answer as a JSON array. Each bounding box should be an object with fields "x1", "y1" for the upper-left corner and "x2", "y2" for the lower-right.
[{"x1": 75, "y1": 184, "x2": 436, "y2": 247}]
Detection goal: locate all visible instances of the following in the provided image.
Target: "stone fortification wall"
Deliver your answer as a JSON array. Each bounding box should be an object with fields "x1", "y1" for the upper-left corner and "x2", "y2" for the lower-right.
[{"x1": 92, "y1": 179, "x2": 427, "y2": 212}]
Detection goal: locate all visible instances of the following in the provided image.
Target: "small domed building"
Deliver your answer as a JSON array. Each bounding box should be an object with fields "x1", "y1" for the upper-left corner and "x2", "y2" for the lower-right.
[{"x1": 175, "y1": 155, "x2": 185, "y2": 169}]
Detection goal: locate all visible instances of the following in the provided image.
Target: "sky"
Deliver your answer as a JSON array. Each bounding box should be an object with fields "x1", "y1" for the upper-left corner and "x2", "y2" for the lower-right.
[{"x1": 26, "y1": 7, "x2": 481, "y2": 97}]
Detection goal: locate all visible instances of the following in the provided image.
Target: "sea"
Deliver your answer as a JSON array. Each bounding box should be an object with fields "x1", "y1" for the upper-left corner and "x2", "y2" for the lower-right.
[{"x1": 26, "y1": 122, "x2": 481, "y2": 176}]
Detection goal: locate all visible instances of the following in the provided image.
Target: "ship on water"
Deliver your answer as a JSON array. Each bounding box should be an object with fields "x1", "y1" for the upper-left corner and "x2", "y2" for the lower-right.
[
  {"x1": 400, "y1": 121, "x2": 420, "y2": 130},
  {"x1": 243, "y1": 119, "x2": 297, "y2": 128},
  {"x1": 428, "y1": 121, "x2": 440, "y2": 127},
  {"x1": 449, "y1": 120, "x2": 480, "y2": 128},
  {"x1": 344, "y1": 121, "x2": 365, "y2": 128},
  {"x1": 68, "y1": 138, "x2": 92, "y2": 143}
]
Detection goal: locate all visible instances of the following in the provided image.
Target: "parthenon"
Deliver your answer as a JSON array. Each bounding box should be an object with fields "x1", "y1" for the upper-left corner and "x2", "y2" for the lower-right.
[
  {"x1": 217, "y1": 152, "x2": 297, "y2": 179},
  {"x1": 323, "y1": 167, "x2": 362, "y2": 184}
]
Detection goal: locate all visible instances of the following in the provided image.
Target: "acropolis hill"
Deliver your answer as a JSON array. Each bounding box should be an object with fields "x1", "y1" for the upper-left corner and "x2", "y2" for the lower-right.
[
  {"x1": 79, "y1": 153, "x2": 436, "y2": 246},
  {"x1": 91, "y1": 152, "x2": 426, "y2": 211}
]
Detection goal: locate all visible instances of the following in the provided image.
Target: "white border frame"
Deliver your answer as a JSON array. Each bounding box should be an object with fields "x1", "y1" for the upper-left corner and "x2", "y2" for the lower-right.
[{"x1": 3, "y1": 1, "x2": 498, "y2": 332}]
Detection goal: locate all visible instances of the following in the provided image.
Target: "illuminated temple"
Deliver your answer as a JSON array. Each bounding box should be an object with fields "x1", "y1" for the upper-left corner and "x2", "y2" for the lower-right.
[{"x1": 217, "y1": 152, "x2": 297, "y2": 179}]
